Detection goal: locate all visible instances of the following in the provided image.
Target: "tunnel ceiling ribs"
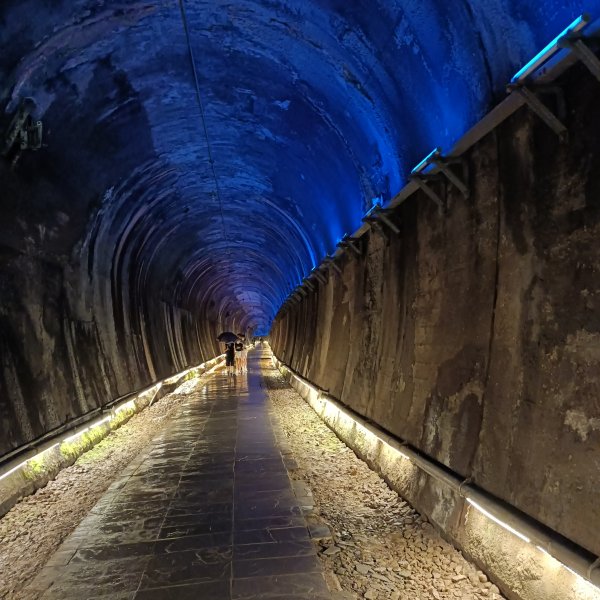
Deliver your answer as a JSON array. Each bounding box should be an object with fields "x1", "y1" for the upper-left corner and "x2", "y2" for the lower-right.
[{"x1": 1, "y1": 0, "x2": 597, "y2": 332}]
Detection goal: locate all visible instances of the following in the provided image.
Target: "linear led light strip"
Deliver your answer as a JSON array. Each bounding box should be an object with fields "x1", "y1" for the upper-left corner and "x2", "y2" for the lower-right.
[
  {"x1": 410, "y1": 15, "x2": 590, "y2": 175},
  {"x1": 466, "y1": 498, "x2": 530, "y2": 543},
  {"x1": 0, "y1": 395, "x2": 147, "y2": 482},
  {"x1": 0, "y1": 444, "x2": 60, "y2": 482},
  {"x1": 0, "y1": 356, "x2": 227, "y2": 484},
  {"x1": 511, "y1": 14, "x2": 590, "y2": 83},
  {"x1": 161, "y1": 354, "x2": 225, "y2": 386},
  {"x1": 280, "y1": 14, "x2": 596, "y2": 314},
  {"x1": 411, "y1": 147, "x2": 441, "y2": 175},
  {"x1": 274, "y1": 357, "x2": 600, "y2": 590}
]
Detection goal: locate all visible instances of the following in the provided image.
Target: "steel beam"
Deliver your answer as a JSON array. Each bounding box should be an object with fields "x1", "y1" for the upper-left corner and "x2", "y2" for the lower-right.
[
  {"x1": 562, "y1": 36, "x2": 600, "y2": 83},
  {"x1": 410, "y1": 175, "x2": 444, "y2": 211},
  {"x1": 509, "y1": 85, "x2": 568, "y2": 139}
]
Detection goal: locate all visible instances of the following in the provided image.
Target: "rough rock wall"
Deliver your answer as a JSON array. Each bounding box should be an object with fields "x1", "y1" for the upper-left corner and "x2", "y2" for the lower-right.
[
  {"x1": 0, "y1": 156, "x2": 230, "y2": 458},
  {"x1": 272, "y1": 66, "x2": 600, "y2": 558}
]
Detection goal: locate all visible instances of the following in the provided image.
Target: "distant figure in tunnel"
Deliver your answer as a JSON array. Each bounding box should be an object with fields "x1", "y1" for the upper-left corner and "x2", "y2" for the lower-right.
[
  {"x1": 235, "y1": 340, "x2": 245, "y2": 373},
  {"x1": 225, "y1": 342, "x2": 235, "y2": 376},
  {"x1": 240, "y1": 343, "x2": 248, "y2": 373}
]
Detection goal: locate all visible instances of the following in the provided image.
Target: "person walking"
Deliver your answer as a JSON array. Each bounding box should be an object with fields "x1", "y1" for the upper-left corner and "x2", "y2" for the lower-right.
[
  {"x1": 234, "y1": 340, "x2": 244, "y2": 374},
  {"x1": 225, "y1": 342, "x2": 236, "y2": 376},
  {"x1": 239, "y1": 342, "x2": 248, "y2": 373}
]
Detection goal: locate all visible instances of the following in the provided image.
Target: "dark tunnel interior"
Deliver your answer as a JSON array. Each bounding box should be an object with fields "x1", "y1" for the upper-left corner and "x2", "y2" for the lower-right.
[
  {"x1": 2, "y1": 3, "x2": 600, "y2": 597},
  {"x1": 2, "y1": 0, "x2": 594, "y2": 333}
]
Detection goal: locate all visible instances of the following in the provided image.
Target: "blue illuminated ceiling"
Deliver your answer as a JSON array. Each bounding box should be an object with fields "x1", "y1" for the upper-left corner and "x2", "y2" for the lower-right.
[{"x1": 1, "y1": 0, "x2": 597, "y2": 333}]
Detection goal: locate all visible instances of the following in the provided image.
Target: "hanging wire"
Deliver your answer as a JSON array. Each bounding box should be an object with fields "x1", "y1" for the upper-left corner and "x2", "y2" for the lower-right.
[{"x1": 178, "y1": 0, "x2": 229, "y2": 247}]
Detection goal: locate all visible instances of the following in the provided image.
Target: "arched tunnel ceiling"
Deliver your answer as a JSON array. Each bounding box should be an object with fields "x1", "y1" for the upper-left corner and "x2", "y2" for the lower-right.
[{"x1": 0, "y1": 0, "x2": 595, "y2": 333}]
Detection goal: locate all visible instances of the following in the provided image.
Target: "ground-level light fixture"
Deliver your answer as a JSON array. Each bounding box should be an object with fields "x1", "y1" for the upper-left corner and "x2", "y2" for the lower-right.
[{"x1": 272, "y1": 355, "x2": 600, "y2": 592}]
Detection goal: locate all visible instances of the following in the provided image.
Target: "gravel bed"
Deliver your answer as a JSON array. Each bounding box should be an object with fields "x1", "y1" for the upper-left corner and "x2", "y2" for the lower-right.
[
  {"x1": 263, "y1": 366, "x2": 506, "y2": 600},
  {"x1": 0, "y1": 376, "x2": 209, "y2": 600}
]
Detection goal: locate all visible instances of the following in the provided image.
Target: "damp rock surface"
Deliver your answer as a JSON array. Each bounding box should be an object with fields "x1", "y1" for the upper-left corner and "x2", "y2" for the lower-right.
[
  {"x1": 263, "y1": 367, "x2": 506, "y2": 600},
  {"x1": 0, "y1": 377, "x2": 203, "y2": 600}
]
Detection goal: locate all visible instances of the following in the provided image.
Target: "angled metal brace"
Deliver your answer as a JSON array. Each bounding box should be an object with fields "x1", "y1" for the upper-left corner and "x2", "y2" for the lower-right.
[
  {"x1": 587, "y1": 556, "x2": 600, "y2": 580},
  {"x1": 302, "y1": 278, "x2": 315, "y2": 292},
  {"x1": 311, "y1": 268, "x2": 327, "y2": 285},
  {"x1": 432, "y1": 155, "x2": 469, "y2": 198},
  {"x1": 322, "y1": 255, "x2": 342, "y2": 275},
  {"x1": 364, "y1": 216, "x2": 390, "y2": 243},
  {"x1": 317, "y1": 262, "x2": 331, "y2": 280},
  {"x1": 561, "y1": 35, "x2": 600, "y2": 83},
  {"x1": 363, "y1": 208, "x2": 401, "y2": 235},
  {"x1": 337, "y1": 235, "x2": 362, "y2": 257},
  {"x1": 508, "y1": 84, "x2": 568, "y2": 139},
  {"x1": 410, "y1": 174, "x2": 444, "y2": 212},
  {"x1": 377, "y1": 210, "x2": 401, "y2": 234}
]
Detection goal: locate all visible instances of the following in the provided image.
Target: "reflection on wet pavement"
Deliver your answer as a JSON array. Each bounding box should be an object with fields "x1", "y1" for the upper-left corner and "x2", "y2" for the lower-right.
[{"x1": 30, "y1": 348, "x2": 331, "y2": 600}]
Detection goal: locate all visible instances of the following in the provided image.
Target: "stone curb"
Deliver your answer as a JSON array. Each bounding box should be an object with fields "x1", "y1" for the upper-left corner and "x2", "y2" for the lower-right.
[{"x1": 0, "y1": 355, "x2": 225, "y2": 518}]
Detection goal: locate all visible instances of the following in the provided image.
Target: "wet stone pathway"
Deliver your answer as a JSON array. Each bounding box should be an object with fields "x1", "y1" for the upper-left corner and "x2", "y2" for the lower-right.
[{"x1": 28, "y1": 348, "x2": 332, "y2": 600}]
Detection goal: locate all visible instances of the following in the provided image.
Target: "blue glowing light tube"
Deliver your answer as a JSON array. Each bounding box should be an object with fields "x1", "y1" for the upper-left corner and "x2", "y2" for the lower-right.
[
  {"x1": 411, "y1": 147, "x2": 441, "y2": 175},
  {"x1": 511, "y1": 14, "x2": 591, "y2": 83}
]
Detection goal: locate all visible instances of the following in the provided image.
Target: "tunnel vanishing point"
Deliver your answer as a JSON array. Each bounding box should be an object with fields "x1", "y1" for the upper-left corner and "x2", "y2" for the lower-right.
[{"x1": 1, "y1": 2, "x2": 600, "y2": 599}]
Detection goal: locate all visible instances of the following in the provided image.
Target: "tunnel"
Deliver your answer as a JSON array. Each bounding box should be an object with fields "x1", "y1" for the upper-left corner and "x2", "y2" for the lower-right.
[{"x1": 1, "y1": 1, "x2": 600, "y2": 599}]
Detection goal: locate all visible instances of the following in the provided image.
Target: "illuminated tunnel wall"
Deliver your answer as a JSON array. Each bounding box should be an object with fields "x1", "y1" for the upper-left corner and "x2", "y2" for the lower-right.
[{"x1": 1, "y1": 0, "x2": 599, "y2": 455}]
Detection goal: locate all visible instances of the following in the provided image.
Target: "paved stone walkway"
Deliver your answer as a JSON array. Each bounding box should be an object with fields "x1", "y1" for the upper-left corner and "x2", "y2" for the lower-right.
[{"x1": 29, "y1": 348, "x2": 331, "y2": 600}]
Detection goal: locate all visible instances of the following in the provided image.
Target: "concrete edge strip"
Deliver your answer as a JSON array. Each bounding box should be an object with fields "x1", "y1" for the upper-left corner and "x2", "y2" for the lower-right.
[
  {"x1": 271, "y1": 353, "x2": 600, "y2": 599},
  {"x1": 0, "y1": 354, "x2": 226, "y2": 518}
]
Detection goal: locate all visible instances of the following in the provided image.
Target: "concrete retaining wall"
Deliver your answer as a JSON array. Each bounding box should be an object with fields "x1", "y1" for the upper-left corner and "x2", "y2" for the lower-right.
[
  {"x1": 0, "y1": 355, "x2": 225, "y2": 518},
  {"x1": 273, "y1": 356, "x2": 600, "y2": 600},
  {"x1": 0, "y1": 156, "x2": 240, "y2": 459},
  {"x1": 271, "y1": 65, "x2": 600, "y2": 561}
]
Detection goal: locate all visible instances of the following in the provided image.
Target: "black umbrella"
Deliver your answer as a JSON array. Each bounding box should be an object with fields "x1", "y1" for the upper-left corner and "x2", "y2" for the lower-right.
[{"x1": 217, "y1": 331, "x2": 239, "y2": 343}]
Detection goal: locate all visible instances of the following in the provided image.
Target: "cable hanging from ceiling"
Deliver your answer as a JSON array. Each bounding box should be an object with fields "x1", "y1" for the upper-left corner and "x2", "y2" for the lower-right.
[{"x1": 178, "y1": 0, "x2": 229, "y2": 249}]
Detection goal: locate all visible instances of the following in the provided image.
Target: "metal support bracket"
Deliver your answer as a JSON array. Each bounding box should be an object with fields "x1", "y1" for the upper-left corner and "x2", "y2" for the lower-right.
[
  {"x1": 302, "y1": 278, "x2": 315, "y2": 292},
  {"x1": 364, "y1": 217, "x2": 390, "y2": 243},
  {"x1": 322, "y1": 255, "x2": 342, "y2": 275},
  {"x1": 363, "y1": 207, "x2": 401, "y2": 235},
  {"x1": 458, "y1": 477, "x2": 472, "y2": 498},
  {"x1": 337, "y1": 235, "x2": 362, "y2": 257},
  {"x1": 587, "y1": 556, "x2": 600, "y2": 580},
  {"x1": 311, "y1": 268, "x2": 327, "y2": 285},
  {"x1": 432, "y1": 154, "x2": 469, "y2": 198},
  {"x1": 508, "y1": 84, "x2": 568, "y2": 139},
  {"x1": 410, "y1": 174, "x2": 445, "y2": 212},
  {"x1": 561, "y1": 35, "x2": 600, "y2": 83}
]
